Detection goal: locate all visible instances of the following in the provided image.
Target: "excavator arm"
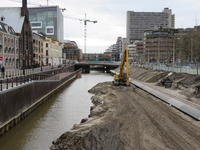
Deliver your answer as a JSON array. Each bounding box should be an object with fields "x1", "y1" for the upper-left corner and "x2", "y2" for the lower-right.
[{"x1": 113, "y1": 47, "x2": 129, "y2": 86}]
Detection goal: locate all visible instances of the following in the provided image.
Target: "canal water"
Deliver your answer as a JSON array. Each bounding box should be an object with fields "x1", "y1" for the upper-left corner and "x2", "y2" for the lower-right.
[{"x1": 0, "y1": 71, "x2": 113, "y2": 150}]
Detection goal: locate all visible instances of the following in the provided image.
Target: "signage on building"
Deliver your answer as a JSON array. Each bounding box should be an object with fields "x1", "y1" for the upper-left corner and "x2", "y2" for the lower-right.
[{"x1": 0, "y1": 57, "x2": 3, "y2": 64}]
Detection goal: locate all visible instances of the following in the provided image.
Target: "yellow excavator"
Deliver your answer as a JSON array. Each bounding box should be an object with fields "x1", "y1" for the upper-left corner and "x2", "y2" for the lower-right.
[{"x1": 113, "y1": 47, "x2": 130, "y2": 86}]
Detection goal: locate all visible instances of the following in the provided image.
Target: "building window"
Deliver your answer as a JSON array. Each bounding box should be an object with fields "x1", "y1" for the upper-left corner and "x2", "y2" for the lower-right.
[
  {"x1": 46, "y1": 26, "x2": 54, "y2": 35},
  {"x1": 16, "y1": 40, "x2": 18, "y2": 47},
  {"x1": 5, "y1": 58, "x2": 8, "y2": 66},
  {"x1": 4, "y1": 37, "x2": 6, "y2": 44},
  {"x1": 9, "y1": 58, "x2": 11, "y2": 66},
  {"x1": 12, "y1": 58, "x2": 14, "y2": 66},
  {"x1": 0, "y1": 34, "x2": 1, "y2": 44},
  {"x1": 4, "y1": 47, "x2": 7, "y2": 53},
  {"x1": 33, "y1": 39, "x2": 35, "y2": 44},
  {"x1": 46, "y1": 50, "x2": 48, "y2": 56},
  {"x1": 8, "y1": 38, "x2": 10, "y2": 45},
  {"x1": 11, "y1": 39, "x2": 13, "y2": 45},
  {"x1": 46, "y1": 43, "x2": 48, "y2": 47},
  {"x1": 8, "y1": 47, "x2": 11, "y2": 53},
  {"x1": 12, "y1": 48, "x2": 14, "y2": 54},
  {"x1": 31, "y1": 22, "x2": 42, "y2": 28},
  {"x1": 16, "y1": 49, "x2": 18, "y2": 54}
]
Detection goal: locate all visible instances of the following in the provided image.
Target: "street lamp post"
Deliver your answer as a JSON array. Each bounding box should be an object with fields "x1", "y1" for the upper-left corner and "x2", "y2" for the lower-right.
[
  {"x1": 52, "y1": 57, "x2": 53, "y2": 69},
  {"x1": 191, "y1": 38, "x2": 193, "y2": 62},
  {"x1": 41, "y1": 62, "x2": 43, "y2": 71},
  {"x1": 147, "y1": 42, "x2": 149, "y2": 68},
  {"x1": 41, "y1": 56, "x2": 43, "y2": 71},
  {"x1": 173, "y1": 40, "x2": 175, "y2": 71},
  {"x1": 23, "y1": 56, "x2": 25, "y2": 75}
]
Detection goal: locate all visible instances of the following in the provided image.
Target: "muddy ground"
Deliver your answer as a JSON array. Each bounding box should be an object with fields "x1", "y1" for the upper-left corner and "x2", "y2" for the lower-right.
[{"x1": 51, "y1": 66, "x2": 200, "y2": 150}]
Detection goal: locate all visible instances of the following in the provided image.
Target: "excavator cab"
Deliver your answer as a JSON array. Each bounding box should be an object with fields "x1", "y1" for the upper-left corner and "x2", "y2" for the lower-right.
[{"x1": 113, "y1": 47, "x2": 129, "y2": 86}]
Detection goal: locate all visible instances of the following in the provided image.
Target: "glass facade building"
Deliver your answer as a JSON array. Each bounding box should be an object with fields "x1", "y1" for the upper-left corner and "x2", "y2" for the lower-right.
[{"x1": 28, "y1": 6, "x2": 63, "y2": 43}]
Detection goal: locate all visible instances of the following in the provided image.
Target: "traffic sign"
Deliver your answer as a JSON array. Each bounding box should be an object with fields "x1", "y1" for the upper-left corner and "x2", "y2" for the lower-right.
[{"x1": 0, "y1": 57, "x2": 3, "y2": 61}]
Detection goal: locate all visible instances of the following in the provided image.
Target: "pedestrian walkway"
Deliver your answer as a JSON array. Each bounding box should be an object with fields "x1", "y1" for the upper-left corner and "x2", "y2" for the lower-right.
[
  {"x1": 131, "y1": 79, "x2": 200, "y2": 111},
  {"x1": 130, "y1": 78, "x2": 200, "y2": 121}
]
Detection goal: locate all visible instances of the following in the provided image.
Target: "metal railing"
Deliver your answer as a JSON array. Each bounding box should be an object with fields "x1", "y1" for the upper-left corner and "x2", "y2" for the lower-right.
[
  {"x1": 0, "y1": 65, "x2": 65, "y2": 79},
  {"x1": 0, "y1": 73, "x2": 59, "y2": 91},
  {"x1": 135, "y1": 62, "x2": 200, "y2": 75}
]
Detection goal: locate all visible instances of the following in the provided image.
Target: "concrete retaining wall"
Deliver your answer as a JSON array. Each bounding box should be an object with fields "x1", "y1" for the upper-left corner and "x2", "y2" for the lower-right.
[{"x1": 0, "y1": 69, "x2": 82, "y2": 136}]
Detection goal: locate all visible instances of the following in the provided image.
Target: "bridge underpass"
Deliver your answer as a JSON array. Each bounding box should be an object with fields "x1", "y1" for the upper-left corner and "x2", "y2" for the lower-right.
[{"x1": 75, "y1": 62, "x2": 120, "y2": 73}]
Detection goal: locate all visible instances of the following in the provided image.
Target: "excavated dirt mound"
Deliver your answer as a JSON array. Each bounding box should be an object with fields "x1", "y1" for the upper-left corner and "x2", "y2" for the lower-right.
[
  {"x1": 120, "y1": 65, "x2": 200, "y2": 100},
  {"x1": 51, "y1": 82, "x2": 200, "y2": 150}
]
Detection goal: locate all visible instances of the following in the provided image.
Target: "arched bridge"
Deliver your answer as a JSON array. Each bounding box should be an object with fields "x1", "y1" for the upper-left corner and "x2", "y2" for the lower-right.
[{"x1": 75, "y1": 61, "x2": 120, "y2": 73}]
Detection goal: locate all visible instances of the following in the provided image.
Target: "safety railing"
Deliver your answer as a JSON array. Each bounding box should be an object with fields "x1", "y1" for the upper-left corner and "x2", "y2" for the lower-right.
[{"x1": 0, "y1": 73, "x2": 59, "y2": 91}]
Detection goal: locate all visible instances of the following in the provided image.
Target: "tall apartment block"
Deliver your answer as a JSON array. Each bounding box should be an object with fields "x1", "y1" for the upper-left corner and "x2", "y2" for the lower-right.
[
  {"x1": 126, "y1": 8, "x2": 175, "y2": 44},
  {"x1": 28, "y1": 6, "x2": 64, "y2": 43}
]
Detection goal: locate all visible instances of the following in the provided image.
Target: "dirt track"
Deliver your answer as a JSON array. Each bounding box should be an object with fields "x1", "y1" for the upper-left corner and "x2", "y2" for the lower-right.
[{"x1": 51, "y1": 81, "x2": 200, "y2": 150}]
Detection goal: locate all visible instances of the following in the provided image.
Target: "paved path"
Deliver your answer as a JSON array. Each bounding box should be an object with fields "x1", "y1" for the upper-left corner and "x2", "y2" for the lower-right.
[{"x1": 132, "y1": 79, "x2": 200, "y2": 111}]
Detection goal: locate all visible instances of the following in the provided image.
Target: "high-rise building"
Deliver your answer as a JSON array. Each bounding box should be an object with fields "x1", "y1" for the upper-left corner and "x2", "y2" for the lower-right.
[
  {"x1": 126, "y1": 8, "x2": 175, "y2": 44},
  {"x1": 28, "y1": 6, "x2": 64, "y2": 43}
]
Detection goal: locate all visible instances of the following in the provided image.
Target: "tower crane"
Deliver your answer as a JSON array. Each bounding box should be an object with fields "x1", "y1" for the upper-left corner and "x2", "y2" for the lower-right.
[{"x1": 65, "y1": 13, "x2": 97, "y2": 61}]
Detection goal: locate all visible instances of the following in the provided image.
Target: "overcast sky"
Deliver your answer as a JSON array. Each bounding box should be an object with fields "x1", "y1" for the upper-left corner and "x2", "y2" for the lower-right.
[{"x1": 1, "y1": 0, "x2": 200, "y2": 53}]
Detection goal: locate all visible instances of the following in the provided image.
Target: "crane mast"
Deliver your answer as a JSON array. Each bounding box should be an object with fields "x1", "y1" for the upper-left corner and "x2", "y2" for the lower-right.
[
  {"x1": 84, "y1": 13, "x2": 87, "y2": 61},
  {"x1": 84, "y1": 13, "x2": 97, "y2": 61},
  {"x1": 65, "y1": 14, "x2": 97, "y2": 62}
]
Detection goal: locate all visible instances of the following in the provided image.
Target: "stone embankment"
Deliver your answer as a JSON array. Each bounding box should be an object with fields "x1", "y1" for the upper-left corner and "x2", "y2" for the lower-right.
[{"x1": 51, "y1": 65, "x2": 200, "y2": 150}]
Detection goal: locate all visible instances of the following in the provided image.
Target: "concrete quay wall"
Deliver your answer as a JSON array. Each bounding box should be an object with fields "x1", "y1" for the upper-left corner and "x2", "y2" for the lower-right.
[{"x1": 0, "y1": 68, "x2": 82, "y2": 136}]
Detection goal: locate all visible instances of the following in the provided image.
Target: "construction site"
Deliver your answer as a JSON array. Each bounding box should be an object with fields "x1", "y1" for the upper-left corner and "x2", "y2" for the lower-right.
[{"x1": 50, "y1": 61, "x2": 200, "y2": 150}]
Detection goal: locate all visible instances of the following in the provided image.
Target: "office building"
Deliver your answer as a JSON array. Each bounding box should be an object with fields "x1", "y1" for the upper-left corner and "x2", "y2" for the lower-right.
[
  {"x1": 28, "y1": 6, "x2": 64, "y2": 43},
  {"x1": 143, "y1": 28, "x2": 179, "y2": 63},
  {"x1": 126, "y1": 8, "x2": 175, "y2": 44}
]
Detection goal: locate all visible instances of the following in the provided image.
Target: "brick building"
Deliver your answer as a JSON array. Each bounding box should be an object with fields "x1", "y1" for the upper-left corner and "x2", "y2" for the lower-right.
[
  {"x1": 63, "y1": 41, "x2": 81, "y2": 62},
  {"x1": 32, "y1": 32, "x2": 44, "y2": 66},
  {"x1": 0, "y1": 0, "x2": 33, "y2": 69},
  {"x1": 0, "y1": 22, "x2": 19, "y2": 69}
]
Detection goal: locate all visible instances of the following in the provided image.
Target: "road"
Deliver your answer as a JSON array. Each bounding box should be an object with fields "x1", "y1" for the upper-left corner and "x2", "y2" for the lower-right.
[{"x1": 51, "y1": 82, "x2": 200, "y2": 150}]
